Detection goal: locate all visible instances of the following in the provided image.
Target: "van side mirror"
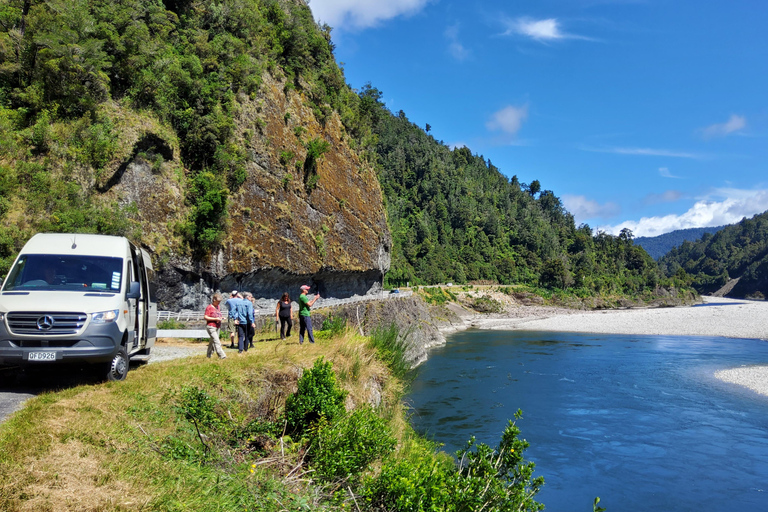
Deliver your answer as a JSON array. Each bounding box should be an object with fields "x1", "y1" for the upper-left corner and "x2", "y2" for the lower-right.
[{"x1": 126, "y1": 281, "x2": 141, "y2": 299}]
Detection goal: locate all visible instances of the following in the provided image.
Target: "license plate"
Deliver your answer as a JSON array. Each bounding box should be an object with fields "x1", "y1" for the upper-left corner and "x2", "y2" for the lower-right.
[{"x1": 28, "y1": 351, "x2": 56, "y2": 362}]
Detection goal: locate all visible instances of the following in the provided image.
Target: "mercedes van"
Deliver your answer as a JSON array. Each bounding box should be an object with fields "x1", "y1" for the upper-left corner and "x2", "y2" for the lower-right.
[{"x1": 0, "y1": 233, "x2": 158, "y2": 380}]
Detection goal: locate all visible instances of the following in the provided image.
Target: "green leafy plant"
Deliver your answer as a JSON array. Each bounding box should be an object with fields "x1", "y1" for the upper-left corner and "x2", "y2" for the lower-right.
[
  {"x1": 158, "y1": 318, "x2": 186, "y2": 330},
  {"x1": 364, "y1": 411, "x2": 545, "y2": 512},
  {"x1": 284, "y1": 357, "x2": 347, "y2": 436},
  {"x1": 310, "y1": 406, "x2": 396, "y2": 482},
  {"x1": 279, "y1": 150, "x2": 295, "y2": 166},
  {"x1": 303, "y1": 137, "x2": 330, "y2": 193},
  {"x1": 320, "y1": 315, "x2": 346, "y2": 336}
]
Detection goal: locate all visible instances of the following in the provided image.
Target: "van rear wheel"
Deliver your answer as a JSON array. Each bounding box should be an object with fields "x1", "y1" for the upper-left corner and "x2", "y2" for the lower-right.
[{"x1": 103, "y1": 348, "x2": 129, "y2": 381}]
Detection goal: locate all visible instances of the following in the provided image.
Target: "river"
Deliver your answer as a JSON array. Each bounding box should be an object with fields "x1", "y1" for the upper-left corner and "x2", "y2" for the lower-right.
[{"x1": 407, "y1": 329, "x2": 768, "y2": 512}]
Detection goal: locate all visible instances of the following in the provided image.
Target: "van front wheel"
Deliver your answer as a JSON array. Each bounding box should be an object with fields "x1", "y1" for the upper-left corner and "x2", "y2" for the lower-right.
[{"x1": 103, "y1": 348, "x2": 129, "y2": 381}]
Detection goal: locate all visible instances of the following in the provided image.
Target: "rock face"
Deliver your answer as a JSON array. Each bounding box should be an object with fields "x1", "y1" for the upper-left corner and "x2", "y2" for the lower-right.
[
  {"x1": 312, "y1": 296, "x2": 462, "y2": 367},
  {"x1": 105, "y1": 73, "x2": 391, "y2": 310}
]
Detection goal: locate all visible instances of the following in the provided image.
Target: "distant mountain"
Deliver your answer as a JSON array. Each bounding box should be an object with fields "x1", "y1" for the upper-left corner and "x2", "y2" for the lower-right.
[
  {"x1": 636, "y1": 226, "x2": 724, "y2": 260},
  {"x1": 658, "y1": 211, "x2": 768, "y2": 299}
]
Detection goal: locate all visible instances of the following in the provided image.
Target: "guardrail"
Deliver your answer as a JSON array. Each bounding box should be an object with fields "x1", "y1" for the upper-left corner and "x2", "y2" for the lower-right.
[{"x1": 157, "y1": 290, "x2": 413, "y2": 323}]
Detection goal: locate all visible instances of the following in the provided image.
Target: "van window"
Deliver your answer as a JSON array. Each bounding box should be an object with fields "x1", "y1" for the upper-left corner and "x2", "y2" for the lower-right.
[{"x1": 2, "y1": 254, "x2": 123, "y2": 292}]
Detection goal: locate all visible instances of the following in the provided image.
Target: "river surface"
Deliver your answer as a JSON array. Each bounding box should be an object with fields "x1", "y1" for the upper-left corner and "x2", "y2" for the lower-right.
[{"x1": 407, "y1": 330, "x2": 768, "y2": 512}]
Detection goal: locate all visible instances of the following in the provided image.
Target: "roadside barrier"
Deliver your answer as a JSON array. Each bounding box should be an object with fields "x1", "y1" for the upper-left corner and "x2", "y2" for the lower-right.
[{"x1": 157, "y1": 290, "x2": 412, "y2": 326}]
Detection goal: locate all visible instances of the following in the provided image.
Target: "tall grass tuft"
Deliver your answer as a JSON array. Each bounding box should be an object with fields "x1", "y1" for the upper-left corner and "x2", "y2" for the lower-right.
[{"x1": 368, "y1": 324, "x2": 411, "y2": 380}]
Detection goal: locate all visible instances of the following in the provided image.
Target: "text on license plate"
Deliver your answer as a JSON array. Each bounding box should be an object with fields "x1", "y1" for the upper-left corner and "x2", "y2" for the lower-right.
[{"x1": 28, "y1": 351, "x2": 56, "y2": 362}]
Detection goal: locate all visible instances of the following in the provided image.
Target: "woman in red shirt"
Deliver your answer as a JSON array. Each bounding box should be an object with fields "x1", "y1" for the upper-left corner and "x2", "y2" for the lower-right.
[{"x1": 205, "y1": 292, "x2": 227, "y2": 359}]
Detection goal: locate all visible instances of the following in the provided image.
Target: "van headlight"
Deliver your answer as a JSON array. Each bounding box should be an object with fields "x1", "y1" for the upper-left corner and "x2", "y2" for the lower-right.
[
  {"x1": 91, "y1": 310, "x2": 119, "y2": 324},
  {"x1": 0, "y1": 312, "x2": 4, "y2": 322}
]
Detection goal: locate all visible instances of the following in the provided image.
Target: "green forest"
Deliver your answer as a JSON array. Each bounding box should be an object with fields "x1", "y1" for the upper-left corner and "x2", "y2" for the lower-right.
[
  {"x1": 361, "y1": 85, "x2": 675, "y2": 296},
  {"x1": 635, "y1": 226, "x2": 724, "y2": 260},
  {"x1": 659, "y1": 211, "x2": 768, "y2": 299},
  {"x1": 0, "y1": 0, "x2": 691, "y2": 301}
]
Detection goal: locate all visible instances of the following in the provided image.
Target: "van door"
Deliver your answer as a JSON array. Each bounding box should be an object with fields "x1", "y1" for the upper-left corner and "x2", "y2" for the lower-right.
[
  {"x1": 127, "y1": 246, "x2": 144, "y2": 352},
  {"x1": 138, "y1": 248, "x2": 158, "y2": 348}
]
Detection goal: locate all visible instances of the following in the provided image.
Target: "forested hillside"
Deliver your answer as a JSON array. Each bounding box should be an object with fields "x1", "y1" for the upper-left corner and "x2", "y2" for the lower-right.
[
  {"x1": 0, "y1": 0, "x2": 391, "y2": 308},
  {"x1": 0, "y1": 0, "x2": 692, "y2": 305},
  {"x1": 659, "y1": 211, "x2": 768, "y2": 299},
  {"x1": 635, "y1": 226, "x2": 724, "y2": 260},
  {"x1": 360, "y1": 86, "x2": 683, "y2": 298}
]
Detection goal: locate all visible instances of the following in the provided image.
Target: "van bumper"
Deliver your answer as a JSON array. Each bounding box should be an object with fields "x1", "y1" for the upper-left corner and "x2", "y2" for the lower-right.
[{"x1": 0, "y1": 322, "x2": 123, "y2": 366}]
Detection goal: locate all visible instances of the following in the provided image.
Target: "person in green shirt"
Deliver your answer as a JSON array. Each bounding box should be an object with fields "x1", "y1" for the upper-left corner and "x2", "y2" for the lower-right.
[{"x1": 298, "y1": 284, "x2": 319, "y2": 344}]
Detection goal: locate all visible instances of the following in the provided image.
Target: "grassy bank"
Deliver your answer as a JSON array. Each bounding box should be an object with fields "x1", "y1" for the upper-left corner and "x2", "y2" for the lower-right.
[{"x1": 0, "y1": 326, "x2": 544, "y2": 512}]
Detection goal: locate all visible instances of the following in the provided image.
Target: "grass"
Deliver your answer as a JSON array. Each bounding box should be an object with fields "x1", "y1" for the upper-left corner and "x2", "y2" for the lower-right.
[{"x1": 0, "y1": 327, "x2": 404, "y2": 512}]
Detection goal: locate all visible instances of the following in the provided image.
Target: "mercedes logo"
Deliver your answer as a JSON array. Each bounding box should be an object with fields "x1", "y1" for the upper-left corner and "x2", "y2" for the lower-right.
[{"x1": 37, "y1": 315, "x2": 55, "y2": 331}]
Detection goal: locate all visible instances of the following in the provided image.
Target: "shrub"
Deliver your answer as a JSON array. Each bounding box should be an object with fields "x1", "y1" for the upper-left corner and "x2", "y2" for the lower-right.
[
  {"x1": 364, "y1": 412, "x2": 544, "y2": 512},
  {"x1": 362, "y1": 444, "x2": 454, "y2": 512},
  {"x1": 320, "y1": 315, "x2": 346, "y2": 336},
  {"x1": 284, "y1": 357, "x2": 347, "y2": 436},
  {"x1": 279, "y1": 150, "x2": 295, "y2": 165},
  {"x1": 469, "y1": 295, "x2": 504, "y2": 314},
  {"x1": 310, "y1": 406, "x2": 395, "y2": 482},
  {"x1": 158, "y1": 318, "x2": 186, "y2": 329},
  {"x1": 451, "y1": 415, "x2": 544, "y2": 512}
]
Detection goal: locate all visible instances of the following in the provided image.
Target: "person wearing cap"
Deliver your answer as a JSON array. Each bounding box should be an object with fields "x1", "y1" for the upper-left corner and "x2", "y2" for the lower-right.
[
  {"x1": 224, "y1": 290, "x2": 240, "y2": 348},
  {"x1": 298, "y1": 284, "x2": 320, "y2": 344}
]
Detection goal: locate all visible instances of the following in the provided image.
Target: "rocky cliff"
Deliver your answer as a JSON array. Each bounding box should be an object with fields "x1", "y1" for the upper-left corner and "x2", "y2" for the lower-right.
[
  {"x1": 0, "y1": 0, "x2": 391, "y2": 311},
  {"x1": 100, "y1": 73, "x2": 390, "y2": 310}
]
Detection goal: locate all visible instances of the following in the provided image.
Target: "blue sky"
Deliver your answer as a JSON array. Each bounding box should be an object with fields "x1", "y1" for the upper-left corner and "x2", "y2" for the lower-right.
[{"x1": 308, "y1": 0, "x2": 768, "y2": 237}]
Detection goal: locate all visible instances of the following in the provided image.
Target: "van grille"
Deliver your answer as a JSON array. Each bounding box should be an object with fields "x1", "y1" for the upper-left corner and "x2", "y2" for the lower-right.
[{"x1": 6, "y1": 312, "x2": 87, "y2": 335}]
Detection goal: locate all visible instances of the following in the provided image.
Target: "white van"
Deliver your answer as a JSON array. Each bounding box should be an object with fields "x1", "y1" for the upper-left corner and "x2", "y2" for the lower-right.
[{"x1": 0, "y1": 233, "x2": 158, "y2": 380}]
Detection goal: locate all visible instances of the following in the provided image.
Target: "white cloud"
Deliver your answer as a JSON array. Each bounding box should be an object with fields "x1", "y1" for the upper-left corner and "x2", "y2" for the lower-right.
[
  {"x1": 598, "y1": 188, "x2": 768, "y2": 237},
  {"x1": 445, "y1": 24, "x2": 470, "y2": 61},
  {"x1": 701, "y1": 114, "x2": 747, "y2": 139},
  {"x1": 502, "y1": 17, "x2": 591, "y2": 42},
  {"x1": 486, "y1": 104, "x2": 529, "y2": 136},
  {"x1": 308, "y1": 0, "x2": 431, "y2": 30},
  {"x1": 578, "y1": 145, "x2": 703, "y2": 159},
  {"x1": 658, "y1": 167, "x2": 682, "y2": 179},
  {"x1": 562, "y1": 194, "x2": 621, "y2": 225}
]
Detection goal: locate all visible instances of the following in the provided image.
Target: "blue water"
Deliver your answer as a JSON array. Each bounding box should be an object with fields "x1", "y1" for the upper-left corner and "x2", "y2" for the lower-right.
[{"x1": 406, "y1": 330, "x2": 768, "y2": 512}]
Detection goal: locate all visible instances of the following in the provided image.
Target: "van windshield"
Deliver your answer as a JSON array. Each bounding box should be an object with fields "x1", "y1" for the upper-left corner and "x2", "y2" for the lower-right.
[{"x1": 2, "y1": 254, "x2": 123, "y2": 292}]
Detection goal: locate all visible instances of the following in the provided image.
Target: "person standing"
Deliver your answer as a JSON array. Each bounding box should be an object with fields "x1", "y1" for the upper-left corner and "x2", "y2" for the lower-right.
[
  {"x1": 204, "y1": 293, "x2": 227, "y2": 359},
  {"x1": 243, "y1": 292, "x2": 257, "y2": 348},
  {"x1": 224, "y1": 290, "x2": 239, "y2": 349},
  {"x1": 233, "y1": 292, "x2": 255, "y2": 353},
  {"x1": 298, "y1": 285, "x2": 319, "y2": 345},
  {"x1": 275, "y1": 292, "x2": 293, "y2": 340}
]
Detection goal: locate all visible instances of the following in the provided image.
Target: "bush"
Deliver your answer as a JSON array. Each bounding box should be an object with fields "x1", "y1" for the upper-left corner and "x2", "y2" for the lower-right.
[
  {"x1": 284, "y1": 357, "x2": 347, "y2": 436},
  {"x1": 362, "y1": 444, "x2": 454, "y2": 512},
  {"x1": 310, "y1": 406, "x2": 395, "y2": 482},
  {"x1": 158, "y1": 318, "x2": 186, "y2": 329},
  {"x1": 451, "y1": 415, "x2": 544, "y2": 511},
  {"x1": 364, "y1": 412, "x2": 544, "y2": 512},
  {"x1": 320, "y1": 315, "x2": 346, "y2": 336},
  {"x1": 469, "y1": 295, "x2": 504, "y2": 314}
]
